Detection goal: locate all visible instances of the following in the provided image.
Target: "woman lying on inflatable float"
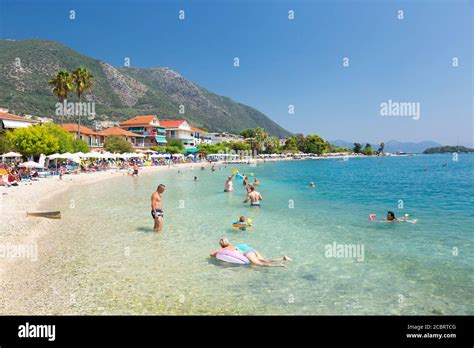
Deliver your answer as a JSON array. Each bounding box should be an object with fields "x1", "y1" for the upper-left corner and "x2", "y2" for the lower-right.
[{"x1": 209, "y1": 238, "x2": 292, "y2": 268}]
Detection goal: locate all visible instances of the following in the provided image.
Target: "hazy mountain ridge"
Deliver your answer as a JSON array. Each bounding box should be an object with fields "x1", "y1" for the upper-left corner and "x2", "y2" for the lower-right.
[
  {"x1": 0, "y1": 39, "x2": 291, "y2": 137},
  {"x1": 330, "y1": 139, "x2": 444, "y2": 153}
]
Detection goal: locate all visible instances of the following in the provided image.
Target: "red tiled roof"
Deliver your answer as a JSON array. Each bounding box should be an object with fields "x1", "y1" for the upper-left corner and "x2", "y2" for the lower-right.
[
  {"x1": 119, "y1": 115, "x2": 158, "y2": 126},
  {"x1": 191, "y1": 126, "x2": 207, "y2": 134},
  {"x1": 62, "y1": 123, "x2": 101, "y2": 136},
  {"x1": 0, "y1": 112, "x2": 38, "y2": 123},
  {"x1": 98, "y1": 127, "x2": 141, "y2": 137},
  {"x1": 160, "y1": 120, "x2": 187, "y2": 128}
]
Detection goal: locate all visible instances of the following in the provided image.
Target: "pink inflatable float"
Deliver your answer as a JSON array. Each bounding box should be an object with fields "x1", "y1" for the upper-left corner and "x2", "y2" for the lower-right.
[{"x1": 216, "y1": 249, "x2": 250, "y2": 265}]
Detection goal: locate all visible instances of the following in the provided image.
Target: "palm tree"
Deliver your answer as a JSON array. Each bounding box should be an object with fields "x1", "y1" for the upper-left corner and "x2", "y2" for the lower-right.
[
  {"x1": 48, "y1": 70, "x2": 73, "y2": 124},
  {"x1": 253, "y1": 128, "x2": 268, "y2": 153},
  {"x1": 71, "y1": 67, "x2": 94, "y2": 137},
  {"x1": 378, "y1": 142, "x2": 385, "y2": 155},
  {"x1": 265, "y1": 136, "x2": 281, "y2": 153}
]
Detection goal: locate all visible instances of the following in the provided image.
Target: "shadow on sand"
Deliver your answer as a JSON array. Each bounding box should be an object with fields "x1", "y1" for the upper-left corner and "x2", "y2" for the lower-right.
[{"x1": 136, "y1": 226, "x2": 155, "y2": 233}]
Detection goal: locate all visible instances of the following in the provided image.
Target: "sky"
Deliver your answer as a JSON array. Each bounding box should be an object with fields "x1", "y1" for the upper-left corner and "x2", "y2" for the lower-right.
[{"x1": 0, "y1": 0, "x2": 472, "y2": 145}]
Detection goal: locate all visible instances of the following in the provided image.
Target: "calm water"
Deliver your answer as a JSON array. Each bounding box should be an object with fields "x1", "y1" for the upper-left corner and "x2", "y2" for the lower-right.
[{"x1": 35, "y1": 154, "x2": 473, "y2": 314}]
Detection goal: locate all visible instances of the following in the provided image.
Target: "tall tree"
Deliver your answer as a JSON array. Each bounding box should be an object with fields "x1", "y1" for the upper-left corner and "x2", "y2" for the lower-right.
[
  {"x1": 363, "y1": 143, "x2": 373, "y2": 155},
  {"x1": 306, "y1": 135, "x2": 329, "y2": 155},
  {"x1": 294, "y1": 133, "x2": 306, "y2": 152},
  {"x1": 240, "y1": 128, "x2": 256, "y2": 139},
  {"x1": 378, "y1": 142, "x2": 385, "y2": 154},
  {"x1": 253, "y1": 128, "x2": 269, "y2": 153},
  {"x1": 48, "y1": 70, "x2": 73, "y2": 124},
  {"x1": 103, "y1": 135, "x2": 133, "y2": 153},
  {"x1": 265, "y1": 136, "x2": 281, "y2": 153},
  {"x1": 353, "y1": 143, "x2": 362, "y2": 153},
  {"x1": 284, "y1": 137, "x2": 298, "y2": 152},
  {"x1": 71, "y1": 67, "x2": 94, "y2": 137}
]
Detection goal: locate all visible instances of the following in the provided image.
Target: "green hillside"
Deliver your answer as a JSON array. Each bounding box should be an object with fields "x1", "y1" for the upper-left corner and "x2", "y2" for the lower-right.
[{"x1": 0, "y1": 39, "x2": 291, "y2": 137}]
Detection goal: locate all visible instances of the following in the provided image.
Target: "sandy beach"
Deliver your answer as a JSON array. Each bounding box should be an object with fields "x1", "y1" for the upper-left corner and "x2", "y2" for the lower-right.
[{"x1": 0, "y1": 161, "x2": 202, "y2": 313}]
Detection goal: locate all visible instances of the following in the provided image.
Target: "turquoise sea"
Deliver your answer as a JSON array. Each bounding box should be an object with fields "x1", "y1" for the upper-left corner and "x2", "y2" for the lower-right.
[{"x1": 33, "y1": 154, "x2": 473, "y2": 314}]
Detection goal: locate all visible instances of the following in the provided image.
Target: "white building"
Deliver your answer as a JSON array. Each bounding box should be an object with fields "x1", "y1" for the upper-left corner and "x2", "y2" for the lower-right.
[
  {"x1": 0, "y1": 111, "x2": 38, "y2": 130},
  {"x1": 208, "y1": 132, "x2": 244, "y2": 144}
]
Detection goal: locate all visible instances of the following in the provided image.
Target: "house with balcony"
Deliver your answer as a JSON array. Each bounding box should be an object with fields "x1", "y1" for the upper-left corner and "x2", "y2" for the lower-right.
[
  {"x1": 191, "y1": 127, "x2": 212, "y2": 145},
  {"x1": 160, "y1": 120, "x2": 198, "y2": 151},
  {"x1": 119, "y1": 115, "x2": 167, "y2": 148},
  {"x1": 62, "y1": 123, "x2": 105, "y2": 147}
]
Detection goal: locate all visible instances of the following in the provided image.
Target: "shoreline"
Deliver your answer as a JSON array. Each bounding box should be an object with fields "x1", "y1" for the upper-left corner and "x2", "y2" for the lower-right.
[{"x1": 0, "y1": 162, "x2": 201, "y2": 282}]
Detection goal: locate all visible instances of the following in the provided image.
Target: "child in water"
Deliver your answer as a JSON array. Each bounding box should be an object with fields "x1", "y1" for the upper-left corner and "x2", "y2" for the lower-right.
[{"x1": 233, "y1": 216, "x2": 252, "y2": 230}]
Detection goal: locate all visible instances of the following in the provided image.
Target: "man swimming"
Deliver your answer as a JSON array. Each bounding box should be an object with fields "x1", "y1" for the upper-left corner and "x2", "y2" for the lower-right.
[
  {"x1": 243, "y1": 185, "x2": 263, "y2": 207},
  {"x1": 151, "y1": 184, "x2": 166, "y2": 232}
]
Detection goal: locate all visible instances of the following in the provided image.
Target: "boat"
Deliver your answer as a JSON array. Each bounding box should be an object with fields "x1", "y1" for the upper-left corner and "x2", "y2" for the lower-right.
[{"x1": 26, "y1": 211, "x2": 61, "y2": 219}]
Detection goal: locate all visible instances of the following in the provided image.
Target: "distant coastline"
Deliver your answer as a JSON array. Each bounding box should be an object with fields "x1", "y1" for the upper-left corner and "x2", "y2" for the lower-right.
[{"x1": 423, "y1": 145, "x2": 474, "y2": 154}]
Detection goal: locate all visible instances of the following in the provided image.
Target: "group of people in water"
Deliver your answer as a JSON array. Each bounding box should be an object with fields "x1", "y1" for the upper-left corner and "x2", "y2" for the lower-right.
[
  {"x1": 218, "y1": 169, "x2": 291, "y2": 268},
  {"x1": 148, "y1": 163, "x2": 291, "y2": 268},
  {"x1": 148, "y1": 163, "x2": 415, "y2": 269}
]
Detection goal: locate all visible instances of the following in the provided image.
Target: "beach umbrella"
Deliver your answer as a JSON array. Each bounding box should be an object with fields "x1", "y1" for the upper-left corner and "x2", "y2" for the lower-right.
[
  {"x1": 82, "y1": 152, "x2": 101, "y2": 158},
  {"x1": 47, "y1": 153, "x2": 62, "y2": 159},
  {"x1": 19, "y1": 161, "x2": 44, "y2": 168},
  {"x1": 1, "y1": 151, "x2": 22, "y2": 158},
  {"x1": 131, "y1": 153, "x2": 146, "y2": 158},
  {"x1": 68, "y1": 156, "x2": 81, "y2": 163}
]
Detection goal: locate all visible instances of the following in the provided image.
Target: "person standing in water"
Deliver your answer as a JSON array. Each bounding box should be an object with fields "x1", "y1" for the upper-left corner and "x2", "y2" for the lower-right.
[
  {"x1": 132, "y1": 162, "x2": 139, "y2": 177},
  {"x1": 244, "y1": 185, "x2": 263, "y2": 207},
  {"x1": 151, "y1": 184, "x2": 166, "y2": 232},
  {"x1": 224, "y1": 175, "x2": 234, "y2": 192}
]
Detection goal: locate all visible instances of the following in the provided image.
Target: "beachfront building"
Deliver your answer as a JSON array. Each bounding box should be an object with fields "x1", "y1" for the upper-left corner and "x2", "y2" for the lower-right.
[
  {"x1": 160, "y1": 120, "x2": 198, "y2": 151},
  {"x1": 0, "y1": 111, "x2": 38, "y2": 130},
  {"x1": 97, "y1": 127, "x2": 142, "y2": 147},
  {"x1": 208, "y1": 132, "x2": 245, "y2": 144},
  {"x1": 62, "y1": 123, "x2": 105, "y2": 148},
  {"x1": 191, "y1": 127, "x2": 212, "y2": 145},
  {"x1": 119, "y1": 115, "x2": 167, "y2": 148}
]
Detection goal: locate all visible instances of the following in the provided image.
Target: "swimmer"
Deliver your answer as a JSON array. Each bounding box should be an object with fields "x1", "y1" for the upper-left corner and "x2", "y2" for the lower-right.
[
  {"x1": 233, "y1": 216, "x2": 251, "y2": 230},
  {"x1": 194, "y1": 176, "x2": 198, "y2": 181},
  {"x1": 224, "y1": 175, "x2": 234, "y2": 192},
  {"x1": 252, "y1": 178, "x2": 260, "y2": 186},
  {"x1": 309, "y1": 181, "x2": 315, "y2": 188},
  {"x1": 384, "y1": 211, "x2": 407, "y2": 222},
  {"x1": 243, "y1": 185, "x2": 263, "y2": 207}
]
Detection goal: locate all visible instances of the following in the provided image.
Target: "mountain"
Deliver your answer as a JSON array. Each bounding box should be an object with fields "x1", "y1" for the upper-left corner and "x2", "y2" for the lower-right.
[
  {"x1": 330, "y1": 139, "x2": 443, "y2": 153},
  {"x1": 0, "y1": 39, "x2": 291, "y2": 137}
]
